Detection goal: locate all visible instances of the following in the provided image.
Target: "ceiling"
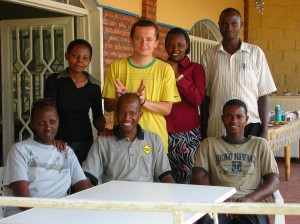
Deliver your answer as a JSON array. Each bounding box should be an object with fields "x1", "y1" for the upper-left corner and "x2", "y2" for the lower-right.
[{"x1": 0, "y1": 0, "x2": 66, "y2": 20}]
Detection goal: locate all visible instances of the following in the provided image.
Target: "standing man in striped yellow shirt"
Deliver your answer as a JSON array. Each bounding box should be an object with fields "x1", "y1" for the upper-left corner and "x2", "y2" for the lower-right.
[{"x1": 201, "y1": 8, "x2": 276, "y2": 140}]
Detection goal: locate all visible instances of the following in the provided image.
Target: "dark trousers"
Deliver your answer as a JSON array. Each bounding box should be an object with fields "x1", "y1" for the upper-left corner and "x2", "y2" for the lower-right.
[
  {"x1": 68, "y1": 140, "x2": 93, "y2": 165},
  {"x1": 197, "y1": 213, "x2": 270, "y2": 224},
  {"x1": 244, "y1": 123, "x2": 262, "y2": 138}
]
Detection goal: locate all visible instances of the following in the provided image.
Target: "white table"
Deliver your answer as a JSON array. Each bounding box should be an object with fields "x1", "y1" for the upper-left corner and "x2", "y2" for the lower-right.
[{"x1": 0, "y1": 181, "x2": 236, "y2": 224}]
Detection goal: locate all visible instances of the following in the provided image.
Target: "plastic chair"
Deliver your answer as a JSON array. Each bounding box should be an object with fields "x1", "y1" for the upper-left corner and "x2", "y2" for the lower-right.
[
  {"x1": 209, "y1": 190, "x2": 285, "y2": 224},
  {"x1": 273, "y1": 190, "x2": 285, "y2": 224}
]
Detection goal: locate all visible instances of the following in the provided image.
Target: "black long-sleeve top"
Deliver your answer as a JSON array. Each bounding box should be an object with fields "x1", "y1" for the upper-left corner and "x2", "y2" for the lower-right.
[{"x1": 44, "y1": 68, "x2": 104, "y2": 142}]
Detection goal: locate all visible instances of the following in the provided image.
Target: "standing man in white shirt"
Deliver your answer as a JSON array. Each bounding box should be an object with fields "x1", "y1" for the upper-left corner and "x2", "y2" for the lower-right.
[{"x1": 201, "y1": 8, "x2": 276, "y2": 139}]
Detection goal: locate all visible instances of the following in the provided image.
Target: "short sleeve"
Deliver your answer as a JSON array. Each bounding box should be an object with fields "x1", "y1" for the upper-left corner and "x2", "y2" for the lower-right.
[
  {"x1": 256, "y1": 47, "x2": 277, "y2": 96},
  {"x1": 193, "y1": 138, "x2": 209, "y2": 173},
  {"x1": 68, "y1": 147, "x2": 87, "y2": 185},
  {"x1": 3, "y1": 144, "x2": 29, "y2": 187},
  {"x1": 102, "y1": 62, "x2": 118, "y2": 99},
  {"x1": 154, "y1": 134, "x2": 172, "y2": 178},
  {"x1": 82, "y1": 137, "x2": 103, "y2": 183},
  {"x1": 259, "y1": 139, "x2": 279, "y2": 176},
  {"x1": 44, "y1": 73, "x2": 58, "y2": 100},
  {"x1": 161, "y1": 64, "x2": 181, "y2": 103}
]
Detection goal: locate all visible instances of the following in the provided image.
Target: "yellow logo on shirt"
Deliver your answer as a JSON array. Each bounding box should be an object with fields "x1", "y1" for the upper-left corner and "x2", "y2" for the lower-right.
[{"x1": 143, "y1": 145, "x2": 152, "y2": 154}]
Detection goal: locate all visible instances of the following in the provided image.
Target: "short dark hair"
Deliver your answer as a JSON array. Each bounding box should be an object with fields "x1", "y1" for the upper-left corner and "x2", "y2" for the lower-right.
[
  {"x1": 66, "y1": 39, "x2": 93, "y2": 59},
  {"x1": 117, "y1": 93, "x2": 141, "y2": 111},
  {"x1": 31, "y1": 98, "x2": 58, "y2": 121},
  {"x1": 223, "y1": 99, "x2": 248, "y2": 115},
  {"x1": 219, "y1": 8, "x2": 242, "y2": 22},
  {"x1": 130, "y1": 19, "x2": 159, "y2": 40},
  {"x1": 165, "y1": 27, "x2": 190, "y2": 54}
]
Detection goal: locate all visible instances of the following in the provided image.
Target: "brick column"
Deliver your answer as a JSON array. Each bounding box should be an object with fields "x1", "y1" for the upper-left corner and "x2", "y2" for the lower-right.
[{"x1": 141, "y1": 0, "x2": 157, "y2": 21}]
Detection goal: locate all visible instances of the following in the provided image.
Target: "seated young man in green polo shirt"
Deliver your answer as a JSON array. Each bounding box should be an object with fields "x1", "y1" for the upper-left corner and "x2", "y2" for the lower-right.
[{"x1": 82, "y1": 93, "x2": 175, "y2": 185}]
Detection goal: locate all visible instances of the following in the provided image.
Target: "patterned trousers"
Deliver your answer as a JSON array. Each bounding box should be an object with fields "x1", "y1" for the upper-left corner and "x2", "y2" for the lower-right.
[{"x1": 168, "y1": 126, "x2": 202, "y2": 184}]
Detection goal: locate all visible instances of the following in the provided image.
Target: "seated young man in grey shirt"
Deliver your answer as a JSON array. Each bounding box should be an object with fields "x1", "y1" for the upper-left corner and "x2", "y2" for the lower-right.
[{"x1": 83, "y1": 93, "x2": 175, "y2": 185}]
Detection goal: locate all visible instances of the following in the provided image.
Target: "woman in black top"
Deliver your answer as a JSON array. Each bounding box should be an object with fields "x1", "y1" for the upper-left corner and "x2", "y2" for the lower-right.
[{"x1": 44, "y1": 39, "x2": 106, "y2": 164}]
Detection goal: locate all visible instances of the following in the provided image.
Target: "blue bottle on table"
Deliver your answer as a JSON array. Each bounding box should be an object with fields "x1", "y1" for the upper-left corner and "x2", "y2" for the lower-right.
[{"x1": 275, "y1": 105, "x2": 282, "y2": 122}]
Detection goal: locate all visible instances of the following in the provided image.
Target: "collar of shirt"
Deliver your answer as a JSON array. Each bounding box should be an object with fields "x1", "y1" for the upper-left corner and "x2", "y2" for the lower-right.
[
  {"x1": 216, "y1": 40, "x2": 251, "y2": 55},
  {"x1": 56, "y1": 67, "x2": 100, "y2": 86},
  {"x1": 167, "y1": 56, "x2": 191, "y2": 74},
  {"x1": 179, "y1": 56, "x2": 191, "y2": 69},
  {"x1": 113, "y1": 124, "x2": 145, "y2": 141}
]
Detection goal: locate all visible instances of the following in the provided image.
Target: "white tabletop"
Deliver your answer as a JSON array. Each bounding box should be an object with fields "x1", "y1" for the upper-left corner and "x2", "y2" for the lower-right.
[{"x1": 0, "y1": 181, "x2": 236, "y2": 224}]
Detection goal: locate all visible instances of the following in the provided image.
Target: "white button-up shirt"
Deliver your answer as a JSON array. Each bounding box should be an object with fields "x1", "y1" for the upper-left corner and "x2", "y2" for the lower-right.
[{"x1": 203, "y1": 41, "x2": 277, "y2": 137}]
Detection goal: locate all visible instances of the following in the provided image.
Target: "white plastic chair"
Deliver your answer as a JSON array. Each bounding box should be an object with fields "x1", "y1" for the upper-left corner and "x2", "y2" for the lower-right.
[
  {"x1": 0, "y1": 167, "x2": 5, "y2": 219},
  {"x1": 210, "y1": 190, "x2": 285, "y2": 224},
  {"x1": 273, "y1": 190, "x2": 285, "y2": 224}
]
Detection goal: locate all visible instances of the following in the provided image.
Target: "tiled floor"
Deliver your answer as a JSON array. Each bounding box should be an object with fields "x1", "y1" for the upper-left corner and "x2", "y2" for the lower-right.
[{"x1": 270, "y1": 159, "x2": 300, "y2": 224}]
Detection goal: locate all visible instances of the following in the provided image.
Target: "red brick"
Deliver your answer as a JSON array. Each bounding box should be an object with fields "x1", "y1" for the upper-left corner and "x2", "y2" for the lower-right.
[
  {"x1": 122, "y1": 45, "x2": 132, "y2": 52},
  {"x1": 109, "y1": 36, "x2": 119, "y2": 42},
  {"x1": 109, "y1": 20, "x2": 118, "y2": 27},
  {"x1": 103, "y1": 18, "x2": 110, "y2": 26},
  {"x1": 104, "y1": 27, "x2": 114, "y2": 34},
  {"x1": 119, "y1": 38, "x2": 131, "y2": 44},
  {"x1": 142, "y1": 6, "x2": 156, "y2": 13},
  {"x1": 103, "y1": 51, "x2": 109, "y2": 57},
  {"x1": 113, "y1": 28, "x2": 123, "y2": 35},
  {"x1": 122, "y1": 30, "x2": 130, "y2": 37},
  {"x1": 109, "y1": 51, "x2": 119, "y2": 58},
  {"x1": 102, "y1": 8, "x2": 171, "y2": 70},
  {"x1": 105, "y1": 58, "x2": 114, "y2": 65},
  {"x1": 103, "y1": 35, "x2": 109, "y2": 42},
  {"x1": 114, "y1": 45, "x2": 123, "y2": 51},
  {"x1": 103, "y1": 9, "x2": 114, "y2": 18},
  {"x1": 119, "y1": 22, "x2": 127, "y2": 29},
  {"x1": 119, "y1": 52, "x2": 130, "y2": 58}
]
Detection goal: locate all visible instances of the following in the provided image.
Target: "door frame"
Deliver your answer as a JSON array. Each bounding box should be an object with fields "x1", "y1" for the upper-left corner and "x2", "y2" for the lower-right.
[
  {"x1": 0, "y1": 0, "x2": 103, "y2": 165},
  {"x1": 1, "y1": 17, "x2": 75, "y2": 163}
]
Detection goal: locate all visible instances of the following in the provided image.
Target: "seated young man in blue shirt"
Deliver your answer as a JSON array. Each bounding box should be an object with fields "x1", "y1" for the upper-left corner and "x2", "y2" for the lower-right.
[
  {"x1": 83, "y1": 93, "x2": 175, "y2": 185},
  {"x1": 192, "y1": 99, "x2": 279, "y2": 224}
]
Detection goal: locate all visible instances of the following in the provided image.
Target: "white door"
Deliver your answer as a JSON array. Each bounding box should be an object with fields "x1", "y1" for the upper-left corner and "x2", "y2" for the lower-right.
[{"x1": 1, "y1": 17, "x2": 74, "y2": 163}]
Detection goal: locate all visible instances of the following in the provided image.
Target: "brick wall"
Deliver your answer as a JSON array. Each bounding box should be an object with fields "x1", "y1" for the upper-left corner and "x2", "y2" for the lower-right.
[
  {"x1": 102, "y1": 8, "x2": 169, "y2": 74},
  {"x1": 102, "y1": 9, "x2": 137, "y2": 74},
  {"x1": 102, "y1": 8, "x2": 170, "y2": 128},
  {"x1": 248, "y1": 0, "x2": 300, "y2": 94}
]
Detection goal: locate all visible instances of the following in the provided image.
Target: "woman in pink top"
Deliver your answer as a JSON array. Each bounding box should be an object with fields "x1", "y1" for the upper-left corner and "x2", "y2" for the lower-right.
[{"x1": 163, "y1": 27, "x2": 206, "y2": 183}]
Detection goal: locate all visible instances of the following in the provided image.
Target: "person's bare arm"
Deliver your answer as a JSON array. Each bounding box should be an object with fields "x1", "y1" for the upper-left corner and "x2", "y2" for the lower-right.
[
  {"x1": 94, "y1": 117, "x2": 106, "y2": 132},
  {"x1": 11, "y1": 180, "x2": 31, "y2": 211},
  {"x1": 190, "y1": 168, "x2": 208, "y2": 185},
  {"x1": 258, "y1": 95, "x2": 269, "y2": 140},
  {"x1": 135, "y1": 79, "x2": 172, "y2": 115},
  {"x1": 105, "y1": 78, "x2": 172, "y2": 115},
  {"x1": 104, "y1": 98, "x2": 118, "y2": 112},
  {"x1": 134, "y1": 79, "x2": 146, "y2": 104},
  {"x1": 72, "y1": 179, "x2": 90, "y2": 192},
  {"x1": 143, "y1": 100, "x2": 173, "y2": 116},
  {"x1": 53, "y1": 140, "x2": 67, "y2": 153},
  {"x1": 236, "y1": 174, "x2": 279, "y2": 203},
  {"x1": 160, "y1": 174, "x2": 176, "y2": 183},
  {"x1": 86, "y1": 177, "x2": 95, "y2": 188}
]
